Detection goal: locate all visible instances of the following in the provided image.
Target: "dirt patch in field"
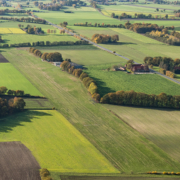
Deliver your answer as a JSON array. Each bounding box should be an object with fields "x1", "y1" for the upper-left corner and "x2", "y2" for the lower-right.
[
  {"x1": 0, "y1": 141, "x2": 41, "y2": 180},
  {"x1": 0, "y1": 54, "x2": 9, "y2": 63},
  {"x1": 60, "y1": 176, "x2": 180, "y2": 180}
]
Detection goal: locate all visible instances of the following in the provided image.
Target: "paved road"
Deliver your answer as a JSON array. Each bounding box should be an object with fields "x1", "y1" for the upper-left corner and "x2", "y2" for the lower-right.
[{"x1": 32, "y1": 14, "x2": 180, "y2": 85}]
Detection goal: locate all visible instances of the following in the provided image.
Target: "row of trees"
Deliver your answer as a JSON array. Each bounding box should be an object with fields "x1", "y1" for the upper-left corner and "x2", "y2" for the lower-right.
[
  {"x1": 40, "y1": 168, "x2": 52, "y2": 180},
  {"x1": 29, "y1": 47, "x2": 63, "y2": 62},
  {"x1": 38, "y1": 4, "x2": 62, "y2": 11},
  {"x1": 60, "y1": 61, "x2": 100, "y2": 101},
  {"x1": 74, "y1": 22, "x2": 125, "y2": 28},
  {"x1": 0, "y1": 9, "x2": 28, "y2": 15},
  {"x1": 152, "y1": 0, "x2": 180, "y2": 4},
  {"x1": 0, "y1": 17, "x2": 47, "y2": 24},
  {"x1": 0, "y1": 97, "x2": 26, "y2": 118},
  {"x1": 111, "y1": 12, "x2": 170, "y2": 20},
  {"x1": 1, "y1": 40, "x2": 88, "y2": 48},
  {"x1": 100, "y1": 91, "x2": 180, "y2": 109},
  {"x1": 92, "y1": 34, "x2": 119, "y2": 44}
]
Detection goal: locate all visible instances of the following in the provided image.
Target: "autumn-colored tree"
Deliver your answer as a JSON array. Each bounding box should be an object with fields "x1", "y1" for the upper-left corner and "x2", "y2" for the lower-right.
[{"x1": 41, "y1": 52, "x2": 48, "y2": 60}]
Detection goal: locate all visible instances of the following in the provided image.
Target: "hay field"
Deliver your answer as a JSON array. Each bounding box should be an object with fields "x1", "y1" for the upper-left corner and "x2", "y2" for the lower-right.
[
  {"x1": 0, "y1": 63, "x2": 42, "y2": 96},
  {"x1": 0, "y1": 110, "x2": 119, "y2": 173},
  {"x1": 104, "y1": 105, "x2": 180, "y2": 163},
  {"x1": 2, "y1": 48, "x2": 180, "y2": 173}
]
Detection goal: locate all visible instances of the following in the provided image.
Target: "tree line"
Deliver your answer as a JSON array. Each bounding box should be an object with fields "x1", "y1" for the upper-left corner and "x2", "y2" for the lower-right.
[
  {"x1": 38, "y1": 4, "x2": 62, "y2": 11},
  {"x1": 0, "y1": 9, "x2": 29, "y2": 15},
  {"x1": 111, "y1": 12, "x2": 170, "y2": 20},
  {"x1": 1, "y1": 40, "x2": 88, "y2": 48},
  {"x1": 29, "y1": 47, "x2": 64, "y2": 62},
  {"x1": 92, "y1": 34, "x2": 119, "y2": 44},
  {"x1": 100, "y1": 90, "x2": 180, "y2": 109},
  {"x1": 74, "y1": 22, "x2": 125, "y2": 28},
  {"x1": 0, "y1": 17, "x2": 47, "y2": 24},
  {"x1": 22, "y1": 25, "x2": 44, "y2": 34},
  {"x1": 0, "y1": 97, "x2": 26, "y2": 118},
  {"x1": 60, "y1": 61, "x2": 100, "y2": 101}
]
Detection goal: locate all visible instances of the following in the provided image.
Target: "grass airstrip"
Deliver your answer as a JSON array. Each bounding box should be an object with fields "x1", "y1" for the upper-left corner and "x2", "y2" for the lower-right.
[{"x1": 0, "y1": 110, "x2": 119, "y2": 174}]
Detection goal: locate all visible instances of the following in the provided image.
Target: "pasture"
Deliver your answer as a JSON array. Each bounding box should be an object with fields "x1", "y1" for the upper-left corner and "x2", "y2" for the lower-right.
[
  {"x1": 0, "y1": 63, "x2": 42, "y2": 96},
  {"x1": 85, "y1": 65, "x2": 180, "y2": 96},
  {"x1": 0, "y1": 110, "x2": 119, "y2": 173},
  {"x1": 2, "y1": 48, "x2": 180, "y2": 174},
  {"x1": 104, "y1": 105, "x2": 180, "y2": 163}
]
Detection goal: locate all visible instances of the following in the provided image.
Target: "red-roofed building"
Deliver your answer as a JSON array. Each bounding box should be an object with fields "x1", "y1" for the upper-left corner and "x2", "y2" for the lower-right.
[{"x1": 131, "y1": 64, "x2": 149, "y2": 72}]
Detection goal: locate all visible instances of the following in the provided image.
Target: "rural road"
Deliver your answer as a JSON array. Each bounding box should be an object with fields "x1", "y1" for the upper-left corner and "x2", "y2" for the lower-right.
[{"x1": 32, "y1": 14, "x2": 180, "y2": 85}]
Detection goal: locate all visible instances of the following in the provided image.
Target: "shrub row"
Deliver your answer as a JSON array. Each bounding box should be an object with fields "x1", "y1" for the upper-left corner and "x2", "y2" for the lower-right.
[
  {"x1": 100, "y1": 90, "x2": 180, "y2": 109},
  {"x1": 74, "y1": 22, "x2": 125, "y2": 28},
  {"x1": 147, "y1": 171, "x2": 180, "y2": 175},
  {"x1": 29, "y1": 47, "x2": 63, "y2": 62},
  {"x1": 40, "y1": 168, "x2": 52, "y2": 180},
  {"x1": 60, "y1": 61, "x2": 100, "y2": 101},
  {"x1": 1, "y1": 40, "x2": 89, "y2": 48}
]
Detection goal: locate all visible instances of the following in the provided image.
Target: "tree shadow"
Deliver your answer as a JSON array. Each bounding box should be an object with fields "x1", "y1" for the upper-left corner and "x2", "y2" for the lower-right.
[
  {"x1": 89, "y1": 76, "x2": 115, "y2": 96},
  {"x1": 107, "y1": 42, "x2": 136, "y2": 45},
  {"x1": 0, "y1": 110, "x2": 52, "y2": 133},
  {"x1": 2, "y1": 39, "x2": 10, "y2": 43}
]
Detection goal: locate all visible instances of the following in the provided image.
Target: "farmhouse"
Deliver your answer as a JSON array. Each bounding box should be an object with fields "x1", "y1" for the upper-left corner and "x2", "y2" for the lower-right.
[{"x1": 131, "y1": 64, "x2": 149, "y2": 72}]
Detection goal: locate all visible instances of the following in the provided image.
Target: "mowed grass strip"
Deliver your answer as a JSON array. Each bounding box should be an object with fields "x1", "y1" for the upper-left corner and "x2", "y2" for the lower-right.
[
  {"x1": 104, "y1": 105, "x2": 180, "y2": 163},
  {"x1": 0, "y1": 63, "x2": 42, "y2": 96},
  {"x1": 0, "y1": 110, "x2": 119, "y2": 173},
  {"x1": 3, "y1": 48, "x2": 180, "y2": 173}
]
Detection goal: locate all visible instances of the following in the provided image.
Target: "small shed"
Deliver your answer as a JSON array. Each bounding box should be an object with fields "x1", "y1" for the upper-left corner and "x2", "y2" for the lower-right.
[
  {"x1": 131, "y1": 64, "x2": 149, "y2": 72},
  {"x1": 53, "y1": 62, "x2": 61, "y2": 66}
]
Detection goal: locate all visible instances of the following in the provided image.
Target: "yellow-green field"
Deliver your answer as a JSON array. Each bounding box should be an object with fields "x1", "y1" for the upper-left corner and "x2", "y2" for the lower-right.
[
  {"x1": 0, "y1": 28, "x2": 26, "y2": 34},
  {"x1": 104, "y1": 105, "x2": 180, "y2": 163},
  {"x1": 0, "y1": 110, "x2": 119, "y2": 173}
]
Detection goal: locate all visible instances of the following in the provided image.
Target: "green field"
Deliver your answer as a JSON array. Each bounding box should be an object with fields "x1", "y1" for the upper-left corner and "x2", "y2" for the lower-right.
[
  {"x1": 0, "y1": 63, "x2": 42, "y2": 96},
  {"x1": 34, "y1": 7, "x2": 123, "y2": 25},
  {"x1": 104, "y1": 105, "x2": 180, "y2": 163},
  {"x1": 2, "y1": 48, "x2": 180, "y2": 174},
  {"x1": 0, "y1": 110, "x2": 119, "y2": 173},
  {"x1": 85, "y1": 65, "x2": 180, "y2": 96},
  {"x1": 38, "y1": 45, "x2": 127, "y2": 66}
]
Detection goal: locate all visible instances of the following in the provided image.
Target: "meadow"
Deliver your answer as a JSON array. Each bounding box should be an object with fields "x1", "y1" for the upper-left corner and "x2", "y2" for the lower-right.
[
  {"x1": 104, "y1": 105, "x2": 180, "y2": 163},
  {"x1": 0, "y1": 63, "x2": 42, "y2": 96},
  {"x1": 85, "y1": 64, "x2": 180, "y2": 96},
  {"x1": 0, "y1": 110, "x2": 119, "y2": 174},
  {"x1": 2, "y1": 48, "x2": 180, "y2": 175}
]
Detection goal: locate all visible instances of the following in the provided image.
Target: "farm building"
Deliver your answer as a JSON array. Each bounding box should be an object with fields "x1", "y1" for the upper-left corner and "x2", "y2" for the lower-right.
[{"x1": 131, "y1": 64, "x2": 149, "y2": 72}]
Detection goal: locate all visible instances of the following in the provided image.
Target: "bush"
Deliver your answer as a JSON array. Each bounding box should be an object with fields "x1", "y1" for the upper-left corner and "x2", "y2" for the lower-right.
[
  {"x1": 46, "y1": 52, "x2": 62, "y2": 62},
  {"x1": 92, "y1": 93, "x2": 100, "y2": 102},
  {"x1": 73, "y1": 69, "x2": 83, "y2": 77},
  {"x1": 60, "y1": 61, "x2": 70, "y2": 71},
  {"x1": 41, "y1": 52, "x2": 48, "y2": 60},
  {"x1": 40, "y1": 168, "x2": 52, "y2": 180},
  {"x1": 88, "y1": 82, "x2": 98, "y2": 95},
  {"x1": 0, "y1": 86, "x2": 7, "y2": 94},
  {"x1": 83, "y1": 77, "x2": 95, "y2": 88},
  {"x1": 159, "y1": 68, "x2": 166, "y2": 75},
  {"x1": 79, "y1": 72, "x2": 88, "y2": 81}
]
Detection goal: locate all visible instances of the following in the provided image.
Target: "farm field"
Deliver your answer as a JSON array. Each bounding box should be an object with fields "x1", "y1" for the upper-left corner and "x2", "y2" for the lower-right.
[
  {"x1": 0, "y1": 110, "x2": 119, "y2": 174},
  {"x1": 2, "y1": 48, "x2": 180, "y2": 175},
  {"x1": 34, "y1": 7, "x2": 123, "y2": 25},
  {"x1": 0, "y1": 28, "x2": 26, "y2": 34},
  {"x1": 104, "y1": 105, "x2": 180, "y2": 163},
  {"x1": 38, "y1": 45, "x2": 127, "y2": 66},
  {"x1": 85, "y1": 65, "x2": 180, "y2": 96},
  {"x1": 0, "y1": 63, "x2": 42, "y2": 96}
]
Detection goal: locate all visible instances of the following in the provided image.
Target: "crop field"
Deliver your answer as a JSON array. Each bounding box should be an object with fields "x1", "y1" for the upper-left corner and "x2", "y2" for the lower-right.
[
  {"x1": 0, "y1": 28, "x2": 26, "y2": 34},
  {"x1": 104, "y1": 105, "x2": 180, "y2": 163},
  {"x1": 0, "y1": 63, "x2": 42, "y2": 96},
  {"x1": 34, "y1": 7, "x2": 122, "y2": 25},
  {"x1": 0, "y1": 110, "x2": 119, "y2": 174},
  {"x1": 38, "y1": 45, "x2": 126, "y2": 66},
  {"x1": 0, "y1": 141, "x2": 41, "y2": 180},
  {"x1": 2, "y1": 48, "x2": 180, "y2": 174},
  {"x1": 85, "y1": 65, "x2": 180, "y2": 96}
]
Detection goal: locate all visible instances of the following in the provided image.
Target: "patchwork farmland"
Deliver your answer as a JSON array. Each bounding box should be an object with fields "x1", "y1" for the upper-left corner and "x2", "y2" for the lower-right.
[{"x1": 0, "y1": 0, "x2": 180, "y2": 179}]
